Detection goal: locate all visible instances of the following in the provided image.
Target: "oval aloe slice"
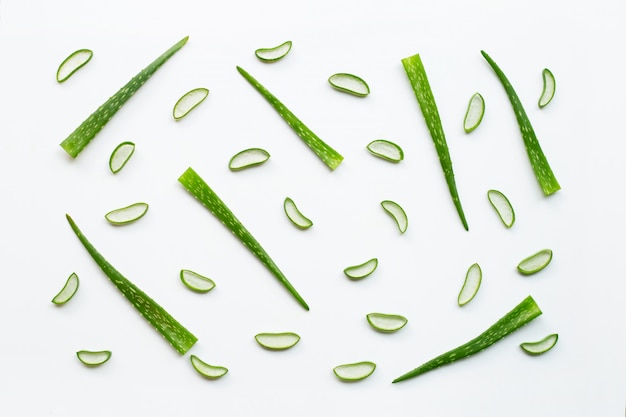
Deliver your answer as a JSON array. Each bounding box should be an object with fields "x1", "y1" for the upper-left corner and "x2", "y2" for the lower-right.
[
  {"x1": 538, "y1": 68, "x2": 556, "y2": 108},
  {"x1": 366, "y1": 140, "x2": 404, "y2": 162},
  {"x1": 180, "y1": 269, "x2": 215, "y2": 293},
  {"x1": 190, "y1": 355, "x2": 228, "y2": 379},
  {"x1": 51, "y1": 272, "x2": 80, "y2": 305},
  {"x1": 105, "y1": 202, "x2": 149, "y2": 225},
  {"x1": 381, "y1": 200, "x2": 408, "y2": 233},
  {"x1": 517, "y1": 249, "x2": 553, "y2": 275},
  {"x1": 76, "y1": 350, "x2": 111, "y2": 366},
  {"x1": 487, "y1": 189, "x2": 515, "y2": 228},
  {"x1": 109, "y1": 141, "x2": 135, "y2": 174},
  {"x1": 463, "y1": 92, "x2": 485, "y2": 133},
  {"x1": 284, "y1": 197, "x2": 313, "y2": 229},
  {"x1": 254, "y1": 332, "x2": 301, "y2": 350},
  {"x1": 56, "y1": 49, "x2": 93, "y2": 83},
  {"x1": 457, "y1": 263, "x2": 482, "y2": 306},
  {"x1": 328, "y1": 73, "x2": 370, "y2": 97},
  {"x1": 344, "y1": 258, "x2": 378, "y2": 280},
  {"x1": 520, "y1": 333, "x2": 558, "y2": 355},
  {"x1": 173, "y1": 87, "x2": 209, "y2": 120},
  {"x1": 228, "y1": 148, "x2": 270, "y2": 171},
  {"x1": 366, "y1": 313, "x2": 408, "y2": 333},
  {"x1": 333, "y1": 361, "x2": 376, "y2": 381},
  {"x1": 255, "y1": 40, "x2": 292, "y2": 62}
]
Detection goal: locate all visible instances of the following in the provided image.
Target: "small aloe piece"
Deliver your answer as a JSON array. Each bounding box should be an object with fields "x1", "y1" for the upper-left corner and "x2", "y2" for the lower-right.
[
  {"x1": 255, "y1": 40, "x2": 292, "y2": 62},
  {"x1": 366, "y1": 313, "x2": 408, "y2": 333},
  {"x1": 381, "y1": 200, "x2": 408, "y2": 233},
  {"x1": 344, "y1": 258, "x2": 378, "y2": 280},
  {"x1": 538, "y1": 68, "x2": 556, "y2": 108},
  {"x1": 254, "y1": 332, "x2": 301, "y2": 350},
  {"x1": 51, "y1": 272, "x2": 80, "y2": 305},
  {"x1": 56, "y1": 49, "x2": 93, "y2": 83},
  {"x1": 104, "y1": 202, "x2": 149, "y2": 225},
  {"x1": 328, "y1": 73, "x2": 370, "y2": 97},
  {"x1": 76, "y1": 350, "x2": 112, "y2": 366},
  {"x1": 228, "y1": 148, "x2": 270, "y2": 171},
  {"x1": 180, "y1": 269, "x2": 216, "y2": 293},
  {"x1": 366, "y1": 140, "x2": 404, "y2": 162},
  {"x1": 173, "y1": 87, "x2": 209, "y2": 120},
  {"x1": 520, "y1": 333, "x2": 558, "y2": 355},
  {"x1": 333, "y1": 361, "x2": 376, "y2": 381},
  {"x1": 457, "y1": 263, "x2": 482, "y2": 306},
  {"x1": 190, "y1": 355, "x2": 228, "y2": 379},
  {"x1": 487, "y1": 189, "x2": 515, "y2": 228},
  {"x1": 284, "y1": 197, "x2": 313, "y2": 229},
  {"x1": 517, "y1": 249, "x2": 553, "y2": 275},
  {"x1": 463, "y1": 92, "x2": 485, "y2": 133},
  {"x1": 109, "y1": 141, "x2": 135, "y2": 173}
]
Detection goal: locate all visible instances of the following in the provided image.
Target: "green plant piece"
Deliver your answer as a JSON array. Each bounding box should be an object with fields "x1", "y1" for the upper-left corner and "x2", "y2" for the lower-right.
[
  {"x1": 109, "y1": 141, "x2": 135, "y2": 173},
  {"x1": 190, "y1": 355, "x2": 228, "y2": 379},
  {"x1": 180, "y1": 269, "x2": 216, "y2": 293},
  {"x1": 76, "y1": 350, "x2": 111, "y2": 367},
  {"x1": 366, "y1": 313, "x2": 408, "y2": 333},
  {"x1": 104, "y1": 202, "x2": 149, "y2": 225},
  {"x1": 228, "y1": 148, "x2": 270, "y2": 171},
  {"x1": 380, "y1": 200, "x2": 408, "y2": 233},
  {"x1": 284, "y1": 197, "x2": 313, "y2": 229},
  {"x1": 333, "y1": 361, "x2": 376, "y2": 381},
  {"x1": 366, "y1": 140, "x2": 404, "y2": 162},
  {"x1": 173, "y1": 87, "x2": 209, "y2": 120},
  {"x1": 463, "y1": 92, "x2": 485, "y2": 133},
  {"x1": 254, "y1": 332, "x2": 301, "y2": 350},
  {"x1": 328, "y1": 73, "x2": 370, "y2": 97},
  {"x1": 517, "y1": 249, "x2": 553, "y2": 275},
  {"x1": 520, "y1": 333, "x2": 558, "y2": 355},
  {"x1": 56, "y1": 49, "x2": 93, "y2": 83},
  {"x1": 487, "y1": 189, "x2": 515, "y2": 228},
  {"x1": 255, "y1": 40, "x2": 292, "y2": 62},
  {"x1": 343, "y1": 258, "x2": 378, "y2": 280},
  {"x1": 538, "y1": 68, "x2": 556, "y2": 108},
  {"x1": 457, "y1": 263, "x2": 482, "y2": 306},
  {"x1": 51, "y1": 272, "x2": 80, "y2": 305}
]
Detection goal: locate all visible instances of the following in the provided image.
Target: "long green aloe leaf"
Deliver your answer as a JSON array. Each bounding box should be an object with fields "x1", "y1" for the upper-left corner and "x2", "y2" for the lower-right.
[
  {"x1": 401, "y1": 54, "x2": 468, "y2": 231},
  {"x1": 178, "y1": 167, "x2": 309, "y2": 310},
  {"x1": 481, "y1": 51, "x2": 561, "y2": 195},
  {"x1": 65, "y1": 214, "x2": 198, "y2": 354},
  {"x1": 236, "y1": 66, "x2": 344, "y2": 170},
  {"x1": 60, "y1": 36, "x2": 189, "y2": 158}
]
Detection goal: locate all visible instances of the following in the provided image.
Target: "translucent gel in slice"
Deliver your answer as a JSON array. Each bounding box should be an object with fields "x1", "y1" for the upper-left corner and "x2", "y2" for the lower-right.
[
  {"x1": 52, "y1": 272, "x2": 79, "y2": 305},
  {"x1": 56, "y1": 49, "x2": 93, "y2": 82},
  {"x1": 109, "y1": 141, "x2": 135, "y2": 173},
  {"x1": 284, "y1": 197, "x2": 313, "y2": 229},
  {"x1": 487, "y1": 189, "x2": 515, "y2": 228},
  {"x1": 190, "y1": 355, "x2": 228, "y2": 379},
  {"x1": 105, "y1": 202, "x2": 149, "y2": 225},
  {"x1": 517, "y1": 249, "x2": 553, "y2": 275},
  {"x1": 328, "y1": 73, "x2": 370, "y2": 97},
  {"x1": 229, "y1": 148, "x2": 270, "y2": 171},
  {"x1": 367, "y1": 140, "x2": 404, "y2": 162},
  {"x1": 366, "y1": 313, "x2": 408, "y2": 333},
  {"x1": 173, "y1": 88, "x2": 209, "y2": 120},
  {"x1": 463, "y1": 92, "x2": 485, "y2": 133},
  {"x1": 333, "y1": 361, "x2": 376, "y2": 381},
  {"x1": 254, "y1": 332, "x2": 300, "y2": 350},
  {"x1": 457, "y1": 263, "x2": 482, "y2": 306},
  {"x1": 381, "y1": 200, "x2": 408, "y2": 233},
  {"x1": 255, "y1": 40, "x2": 292, "y2": 62},
  {"x1": 180, "y1": 270, "x2": 216, "y2": 293},
  {"x1": 343, "y1": 258, "x2": 378, "y2": 280}
]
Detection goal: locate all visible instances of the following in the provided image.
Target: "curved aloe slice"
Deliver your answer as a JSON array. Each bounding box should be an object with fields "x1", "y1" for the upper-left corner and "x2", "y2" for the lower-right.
[
  {"x1": 333, "y1": 361, "x2": 376, "y2": 381},
  {"x1": 457, "y1": 263, "x2": 482, "y2": 306},
  {"x1": 255, "y1": 40, "x2": 292, "y2": 62},
  {"x1": 381, "y1": 200, "x2": 408, "y2": 233},
  {"x1": 178, "y1": 167, "x2": 309, "y2": 310},
  {"x1": 538, "y1": 68, "x2": 556, "y2": 108},
  {"x1": 66, "y1": 214, "x2": 198, "y2": 354},
  {"x1": 481, "y1": 51, "x2": 560, "y2": 195},
  {"x1": 402, "y1": 53, "x2": 468, "y2": 231},
  {"x1": 228, "y1": 148, "x2": 270, "y2": 171},
  {"x1": 56, "y1": 49, "x2": 93, "y2": 83},
  {"x1": 520, "y1": 333, "x2": 558, "y2": 355},
  {"x1": 173, "y1": 87, "x2": 209, "y2": 120},
  {"x1": 366, "y1": 313, "x2": 408, "y2": 333},
  {"x1": 284, "y1": 197, "x2": 313, "y2": 229},
  {"x1": 76, "y1": 350, "x2": 111, "y2": 366},
  {"x1": 51, "y1": 272, "x2": 80, "y2": 305},
  {"x1": 393, "y1": 295, "x2": 542, "y2": 383},
  {"x1": 105, "y1": 202, "x2": 149, "y2": 225},
  {"x1": 328, "y1": 73, "x2": 370, "y2": 97},
  {"x1": 463, "y1": 92, "x2": 485, "y2": 133},
  {"x1": 366, "y1": 140, "x2": 404, "y2": 162},
  {"x1": 344, "y1": 258, "x2": 378, "y2": 280},
  {"x1": 60, "y1": 36, "x2": 188, "y2": 158},
  {"x1": 109, "y1": 141, "x2": 135, "y2": 174},
  {"x1": 517, "y1": 249, "x2": 552, "y2": 275},
  {"x1": 487, "y1": 189, "x2": 515, "y2": 228},
  {"x1": 236, "y1": 66, "x2": 344, "y2": 170},
  {"x1": 254, "y1": 332, "x2": 301, "y2": 350},
  {"x1": 190, "y1": 355, "x2": 228, "y2": 379},
  {"x1": 180, "y1": 269, "x2": 215, "y2": 293}
]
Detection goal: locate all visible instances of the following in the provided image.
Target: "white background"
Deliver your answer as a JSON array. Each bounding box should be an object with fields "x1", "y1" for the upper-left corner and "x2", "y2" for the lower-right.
[{"x1": 0, "y1": 0, "x2": 624, "y2": 415}]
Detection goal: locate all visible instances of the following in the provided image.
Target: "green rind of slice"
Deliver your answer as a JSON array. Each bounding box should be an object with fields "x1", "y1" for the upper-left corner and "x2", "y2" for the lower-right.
[
  {"x1": 109, "y1": 141, "x2": 135, "y2": 174},
  {"x1": 366, "y1": 313, "x2": 408, "y2": 333},
  {"x1": 366, "y1": 140, "x2": 404, "y2": 163},
  {"x1": 254, "y1": 332, "x2": 301, "y2": 350},
  {"x1": 76, "y1": 350, "x2": 112, "y2": 366},
  {"x1": 104, "y1": 202, "x2": 149, "y2": 225},
  {"x1": 457, "y1": 263, "x2": 482, "y2": 306},
  {"x1": 236, "y1": 66, "x2": 344, "y2": 170},
  {"x1": 520, "y1": 333, "x2": 558, "y2": 355},
  {"x1": 66, "y1": 214, "x2": 198, "y2": 354},
  {"x1": 190, "y1": 355, "x2": 228, "y2": 379},
  {"x1": 56, "y1": 49, "x2": 93, "y2": 83},
  {"x1": 344, "y1": 258, "x2": 378, "y2": 280},
  {"x1": 393, "y1": 295, "x2": 542, "y2": 383},
  {"x1": 401, "y1": 53, "x2": 469, "y2": 231},
  {"x1": 173, "y1": 87, "x2": 209, "y2": 120},
  {"x1": 538, "y1": 68, "x2": 556, "y2": 108},
  {"x1": 481, "y1": 51, "x2": 560, "y2": 196},
  {"x1": 487, "y1": 189, "x2": 515, "y2": 228},
  {"x1": 51, "y1": 272, "x2": 80, "y2": 305},
  {"x1": 333, "y1": 361, "x2": 376, "y2": 381},
  {"x1": 60, "y1": 36, "x2": 188, "y2": 158},
  {"x1": 228, "y1": 148, "x2": 270, "y2": 171},
  {"x1": 180, "y1": 269, "x2": 216, "y2": 293},
  {"x1": 381, "y1": 200, "x2": 408, "y2": 233},
  {"x1": 463, "y1": 92, "x2": 485, "y2": 133},
  {"x1": 178, "y1": 167, "x2": 309, "y2": 311},
  {"x1": 517, "y1": 249, "x2": 553, "y2": 275},
  {"x1": 284, "y1": 197, "x2": 313, "y2": 229},
  {"x1": 255, "y1": 40, "x2": 292, "y2": 62},
  {"x1": 328, "y1": 73, "x2": 370, "y2": 97}
]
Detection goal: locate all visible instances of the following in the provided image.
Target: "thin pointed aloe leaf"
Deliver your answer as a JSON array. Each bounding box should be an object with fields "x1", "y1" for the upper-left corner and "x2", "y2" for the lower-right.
[
  {"x1": 190, "y1": 355, "x2": 228, "y2": 379},
  {"x1": 393, "y1": 295, "x2": 542, "y2": 383},
  {"x1": 65, "y1": 214, "x2": 198, "y2": 354},
  {"x1": 236, "y1": 66, "x2": 344, "y2": 170},
  {"x1": 367, "y1": 140, "x2": 404, "y2": 162},
  {"x1": 463, "y1": 92, "x2": 485, "y2": 133},
  {"x1": 60, "y1": 36, "x2": 189, "y2": 158},
  {"x1": 538, "y1": 68, "x2": 556, "y2": 108},
  {"x1": 517, "y1": 249, "x2": 552, "y2": 275},
  {"x1": 255, "y1": 40, "x2": 292, "y2": 62},
  {"x1": 284, "y1": 197, "x2": 313, "y2": 229},
  {"x1": 328, "y1": 73, "x2": 370, "y2": 97},
  {"x1": 76, "y1": 350, "x2": 111, "y2": 366},
  {"x1": 457, "y1": 263, "x2": 482, "y2": 306},
  {"x1": 104, "y1": 202, "x2": 149, "y2": 225},
  {"x1": 520, "y1": 333, "x2": 558, "y2": 355},
  {"x1": 402, "y1": 53, "x2": 468, "y2": 231},
  {"x1": 109, "y1": 141, "x2": 135, "y2": 173},
  {"x1": 343, "y1": 258, "x2": 378, "y2": 280},
  {"x1": 178, "y1": 167, "x2": 309, "y2": 310},
  {"x1": 173, "y1": 87, "x2": 209, "y2": 120},
  {"x1": 366, "y1": 312, "x2": 408, "y2": 333},
  {"x1": 487, "y1": 189, "x2": 515, "y2": 228},
  {"x1": 255, "y1": 332, "x2": 301, "y2": 350},
  {"x1": 481, "y1": 51, "x2": 560, "y2": 195},
  {"x1": 333, "y1": 361, "x2": 376, "y2": 381},
  {"x1": 228, "y1": 148, "x2": 270, "y2": 171},
  {"x1": 56, "y1": 49, "x2": 93, "y2": 83},
  {"x1": 51, "y1": 272, "x2": 80, "y2": 305},
  {"x1": 180, "y1": 269, "x2": 216, "y2": 293},
  {"x1": 381, "y1": 200, "x2": 408, "y2": 233}
]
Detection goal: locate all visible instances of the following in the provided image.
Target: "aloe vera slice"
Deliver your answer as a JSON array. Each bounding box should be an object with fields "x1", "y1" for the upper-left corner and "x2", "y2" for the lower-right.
[
  {"x1": 190, "y1": 355, "x2": 228, "y2": 379},
  {"x1": 56, "y1": 49, "x2": 93, "y2": 83},
  {"x1": 284, "y1": 197, "x2": 313, "y2": 229},
  {"x1": 66, "y1": 214, "x2": 198, "y2": 354},
  {"x1": 520, "y1": 333, "x2": 558, "y2": 355},
  {"x1": 76, "y1": 350, "x2": 111, "y2": 366},
  {"x1": 328, "y1": 73, "x2": 370, "y2": 97},
  {"x1": 402, "y1": 53, "x2": 468, "y2": 231},
  {"x1": 109, "y1": 141, "x2": 135, "y2": 174},
  {"x1": 538, "y1": 68, "x2": 556, "y2": 108},
  {"x1": 393, "y1": 295, "x2": 542, "y2": 383},
  {"x1": 487, "y1": 189, "x2": 515, "y2": 228},
  {"x1": 254, "y1": 332, "x2": 301, "y2": 350},
  {"x1": 255, "y1": 40, "x2": 292, "y2": 62},
  {"x1": 60, "y1": 36, "x2": 188, "y2": 158},
  {"x1": 178, "y1": 167, "x2": 309, "y2": 310},
  {"x1": 344, "y1": 258, "x2": 378, "y2": 280},
  {"x1": 51, "y1": 272, "x2": 80, "y2": 305},
  {"x1": 366, "y1": 140, "x2": 404, "y2": 163},
  {"x1": 173, "y1": 87, "x2": 209, "y2": 120},
  {"x1": 333, "y1": 361, "x2": 376, "y2": 381},
  {"x1": 228, "y1": 148, "x2": 270, "y2": 171},
  {"x1": 180, "y1": 269, "x2": 215, "y2": 293},
  {"x1": 236, "y1": 66, "x2": 344, "y2": 170},
  {"x1": 457, "y1": 263, "x2": 482, "y2": 306},
  {"x1": 366, "y1": 313, "x2": 408, "y2": 333},
  {"x1": 380, "y1": 200, "x2": 408, "y2": 233},
  {"x1": 463, "y1": 92, "x2": 485, "y2": 133},
  {"x1": 104, "y1": 202, "x2": 149, "y2": 225},
  {"x1": 517, "y1": 249, "x2": 553, "y2": 275},
  {"x1": 481, "y1": 51, "x2": 560, "y2": 195}
]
